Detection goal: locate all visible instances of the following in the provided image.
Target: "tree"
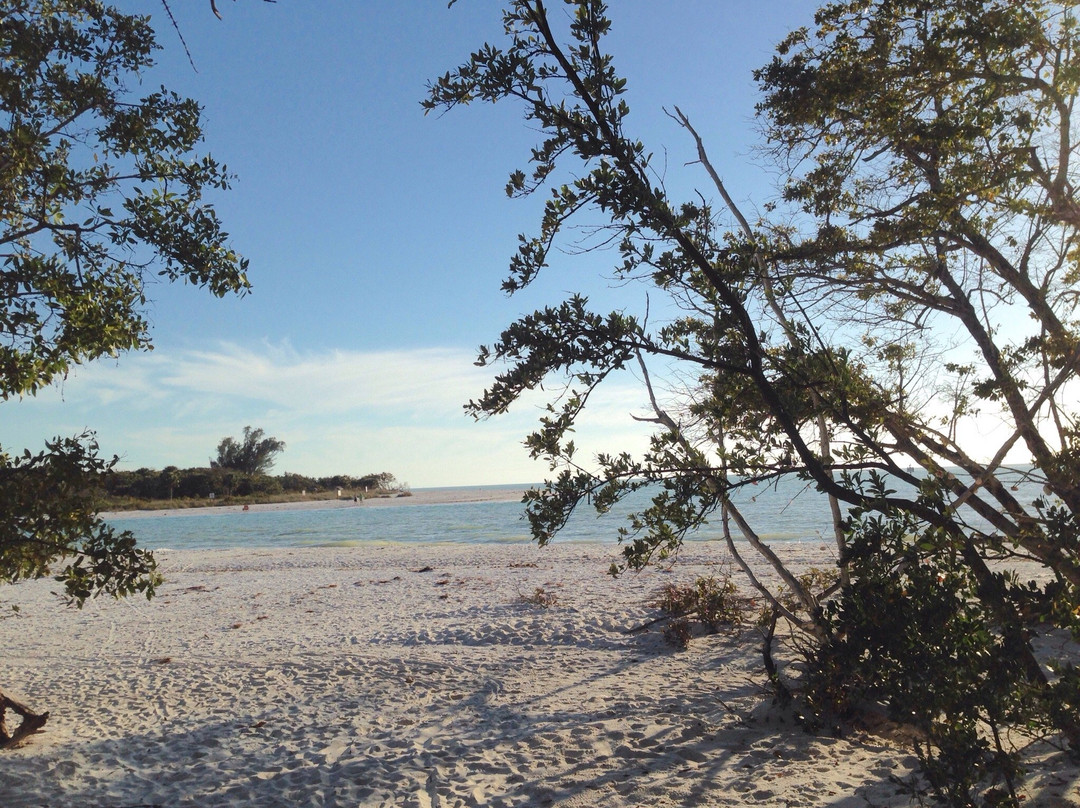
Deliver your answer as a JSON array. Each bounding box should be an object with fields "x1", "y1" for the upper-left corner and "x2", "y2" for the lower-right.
[
  {"x1": 159, "y1": 466, "x2": 180, "y2": 500},
  {"x1": 1, "y1": 0, "x2": 250, "y2": 592},
  {"x1": 2, "y1": 0, "x2": 249, "y2": 398},
  {"x1": 428, "y1": 1, "x2": 1080, "y2": 803},
  {"x1": 1, "y1": 0, "x2": 249, "y2": 742},
  {"x1": 211, "y1": 426, "x2": 285, "y2": 476},
  {"x1": 0, "y1": 0, "x2": 249, "y2": 591},
  {"x1": 358, "y1": 471, "x2": 397, "y2": 491}
]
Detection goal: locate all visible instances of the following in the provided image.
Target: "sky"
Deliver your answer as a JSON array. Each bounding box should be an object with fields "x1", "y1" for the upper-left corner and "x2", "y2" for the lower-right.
[{"x1": 3, "y1": 1, "x2": 823, "y2": 488}]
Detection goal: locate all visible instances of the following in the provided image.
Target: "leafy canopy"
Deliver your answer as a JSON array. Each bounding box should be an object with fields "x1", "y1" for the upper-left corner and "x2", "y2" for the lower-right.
[
  {"x1": 211, "y1": 426, "x2": 285, "y2": 476},
  {"x1": 0, "y1": 432, "x2": 158, "y2": 606},
  {"x1": 0, "y1": 0, "x2": 249, "y2": 607},
  {"x1": 429, "y1": 1, "x2": 1080, "y2": 803}
]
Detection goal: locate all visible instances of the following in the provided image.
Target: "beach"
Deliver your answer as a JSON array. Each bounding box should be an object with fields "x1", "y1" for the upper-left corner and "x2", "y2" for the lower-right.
[
  {"x1": 97, "y1": 486, "x2": 531, "y2": 524},
  {"x1": 98, "y1": 485, "x2": 532, "y2": 521},
  {"x1": 1, "y1": 539, "x2": 1077, "y2": 807}
]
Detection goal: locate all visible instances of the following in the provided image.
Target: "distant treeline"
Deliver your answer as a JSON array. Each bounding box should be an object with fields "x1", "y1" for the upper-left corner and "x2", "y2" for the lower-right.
[{"x1": 103, "y1": 467, "x2": 399, "y2": 502}]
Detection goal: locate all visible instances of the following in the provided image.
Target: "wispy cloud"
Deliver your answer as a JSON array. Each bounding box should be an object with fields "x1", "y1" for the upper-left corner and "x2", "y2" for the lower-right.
[
  {"x1": 51, "y1": 341, "x2": 491, "y2": 416},
  {"x1": 3, "y1": 341, "x2": 656, "y2": 486}
]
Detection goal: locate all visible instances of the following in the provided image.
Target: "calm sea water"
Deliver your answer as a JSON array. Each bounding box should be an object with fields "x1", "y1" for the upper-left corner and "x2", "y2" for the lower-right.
[{"x1": 105, "y1": 472, "x2": 1047, "y2": 552}]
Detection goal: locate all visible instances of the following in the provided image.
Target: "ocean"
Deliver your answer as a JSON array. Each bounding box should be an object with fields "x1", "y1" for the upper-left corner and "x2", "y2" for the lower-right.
[{"x1": 104, "y1": 471, "x2": 1047, "y2": 552}]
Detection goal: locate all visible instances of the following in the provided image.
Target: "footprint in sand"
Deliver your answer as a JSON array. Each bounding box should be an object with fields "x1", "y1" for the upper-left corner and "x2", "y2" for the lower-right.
[{"x1": 320, "y1": 737, "x2": 349, "y2": 765}]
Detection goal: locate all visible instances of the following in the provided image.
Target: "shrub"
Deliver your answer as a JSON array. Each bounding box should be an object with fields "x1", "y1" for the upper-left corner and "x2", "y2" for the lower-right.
[
  {"x1": 804, "y1": 502, "x2": 1078, "y2": 808},
  {"x1": 652, "y1": 573, "x2": 744, "y2": 634},
  {"x1": 663, "y1": 618, "x2": 693, "y2": 650},
  {"x1": 521, "y1": 586, "x2": 559, "y2": 608}
]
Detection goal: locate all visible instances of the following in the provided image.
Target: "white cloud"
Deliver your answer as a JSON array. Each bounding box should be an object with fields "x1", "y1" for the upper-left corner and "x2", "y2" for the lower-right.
[
  {"x1": 50, "y1": 341, "x2": 491, "y2": 415},
  {"x1": 8, "y1": 339, "x2": 1043, "y2": 487},
  {"x1": 1, "y1": 341, "x2": 657, "y2": 487}
]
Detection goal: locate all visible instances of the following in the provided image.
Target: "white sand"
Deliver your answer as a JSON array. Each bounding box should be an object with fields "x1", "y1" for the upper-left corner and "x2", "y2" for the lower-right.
[
  {"x1": 1, "y1": 541, "x2": 1076, "y2": 807},
  {"x1": 98, "y1": 486, "x2": 530, "y2": 522}
]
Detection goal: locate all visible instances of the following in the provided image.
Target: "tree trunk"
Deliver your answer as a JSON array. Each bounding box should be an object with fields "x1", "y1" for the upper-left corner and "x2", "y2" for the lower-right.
[{"x1": 0, "y1": 688, "x2": 49, "y2": 749}]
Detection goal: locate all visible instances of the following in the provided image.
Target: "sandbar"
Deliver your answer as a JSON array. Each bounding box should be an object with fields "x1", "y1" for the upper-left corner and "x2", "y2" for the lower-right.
[{"x1": 99, "y1": 486, "x2": 530, "y2": 521}]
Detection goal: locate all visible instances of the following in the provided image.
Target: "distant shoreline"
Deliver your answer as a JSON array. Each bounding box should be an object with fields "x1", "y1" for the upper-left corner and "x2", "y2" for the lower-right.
[{"x1": 100, "y1": 485, "x2": 530, "y2": 521}]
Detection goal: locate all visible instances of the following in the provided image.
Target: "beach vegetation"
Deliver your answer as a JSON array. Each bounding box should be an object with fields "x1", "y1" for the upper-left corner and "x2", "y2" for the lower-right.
[
  {"x1": 650, "y1": 574, "x2": 749, "y2": 651},
  {"x1": 0, "y1": 0, "x2": 250, "y2": 599},
  {"x1": 211, "y1": 426, "x2": 286, "y2": 476},
  {"x1": 0, "y1": 0, "x2": 250, "y2": 742},
  {"x1": 651, "y1": 574, "x2": 746, "y2": 634},
  {"x1": 520, "y1": 586, "x2": 559, "y2": 608},
  {"x1": 99, "y1": 466, "x2": 402, "y2": 510},
  {"x1": 428, "y1": 0, "x2": 1080, "y2": 803},
  {"x1": 661, "y1": 618, "x2": 692, "y2": 650}
]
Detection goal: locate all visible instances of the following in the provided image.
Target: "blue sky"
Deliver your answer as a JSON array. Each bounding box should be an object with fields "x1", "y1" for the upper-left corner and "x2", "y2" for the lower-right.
[{"x1": 3, "y1": 1, "x2": 820, "y2": 488}]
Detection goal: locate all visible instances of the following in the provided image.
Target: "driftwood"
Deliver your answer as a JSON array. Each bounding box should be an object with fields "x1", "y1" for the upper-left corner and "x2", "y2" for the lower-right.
[{"x1": 0, "y1": 688, "x2": 49, "y2": 749}]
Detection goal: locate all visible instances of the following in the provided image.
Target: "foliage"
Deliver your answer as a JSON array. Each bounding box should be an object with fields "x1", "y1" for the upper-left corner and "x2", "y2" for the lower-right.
[
  {"x1": 520, "y1": 586, "x2": 559, "y2": 608},
  {"x1": 0, "y1": 1, "x2": 247, "y2": 605},
  {"x1": 355, "y1": 471, "x2": 398, "y2": 491},
  {"x1": 210, "y1": 426, "x2": 285, "y2": 476},
  {"x1": 102, "y1": 466, "x2": 400, "y2": 504},
  {"x1": 652, "y1": 573, "x2": 745, "y2": 650},
  {"x1": 651, "y1": 574, "x2": 744, "y2": 633},
  {"x1": 807, "y1": 477, "x2": 1056, "y2": 805},
  {"x1": 661, "y1": 618, "x2": 692, "y2": 650},
  {"x1": 0, "y1": 0, "x2": 249, "y2": 398},
  {"x1": 0, "y1": 433, "x2": 159, "y2": 607},
  {"x1": 429, "y1": 0, "x2": 1080, "y2": 802}
]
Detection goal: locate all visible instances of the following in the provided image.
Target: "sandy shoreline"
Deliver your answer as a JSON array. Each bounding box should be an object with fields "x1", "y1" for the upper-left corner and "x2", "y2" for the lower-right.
[
  {"x1": 1, "y1": 541, "x2": 1076, "y2": 807},
  {"x1": 99, "y1": 486, "x2": 530, "y2": 521}
]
